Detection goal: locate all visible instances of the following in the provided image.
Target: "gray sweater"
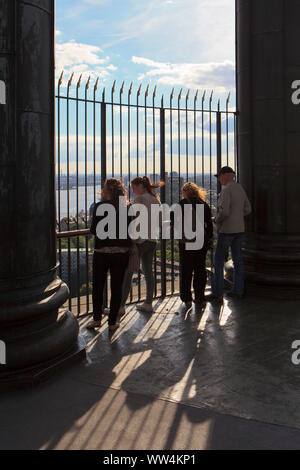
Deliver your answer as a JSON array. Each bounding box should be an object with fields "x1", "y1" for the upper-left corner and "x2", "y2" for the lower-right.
[{"x1": 215, "y1": 182, "x2": 252, "y2": 234}]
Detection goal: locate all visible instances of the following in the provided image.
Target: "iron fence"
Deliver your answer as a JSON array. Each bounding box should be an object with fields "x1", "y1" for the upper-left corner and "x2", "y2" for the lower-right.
[{"x1": 56, "y1": 72, "x2": 237, "y2": 317}]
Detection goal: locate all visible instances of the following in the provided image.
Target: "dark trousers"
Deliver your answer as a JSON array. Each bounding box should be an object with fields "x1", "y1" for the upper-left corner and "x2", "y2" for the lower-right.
[
  {"x1": 92, "y1": 251, "x2": 129, "y2": 326},
  {"x1": 179, "y1": 244, "x2": 208, "y2": 302}
]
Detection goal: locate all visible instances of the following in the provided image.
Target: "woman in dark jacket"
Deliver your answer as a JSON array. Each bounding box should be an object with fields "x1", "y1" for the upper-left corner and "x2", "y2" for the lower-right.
[
  {"x1": 87, "y1": 178, "x2": 132, "y2": 332},
  {"x1": 177, "y1": 182, "x2": 213, "y2": 308}
]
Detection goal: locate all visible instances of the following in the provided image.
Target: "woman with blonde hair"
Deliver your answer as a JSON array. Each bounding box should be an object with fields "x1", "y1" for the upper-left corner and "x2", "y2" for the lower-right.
[
  {"x1": 120, "y1": 175, "x2": 165, "y2": 313},
  {"x1": 87, "y1": 178, "x2": 132, "y2": 331},
  {"x1": 177, "y1": 182, "x2": 213, "y2": 308}
]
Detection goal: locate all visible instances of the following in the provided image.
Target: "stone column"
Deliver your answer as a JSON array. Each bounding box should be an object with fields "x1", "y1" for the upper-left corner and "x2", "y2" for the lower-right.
[
  {"x1": 0, "y1": 0, "x2": 84, "y2": 383},
  {"x1": 236, "y1": 0, "x2": 300, "y2": 292}
]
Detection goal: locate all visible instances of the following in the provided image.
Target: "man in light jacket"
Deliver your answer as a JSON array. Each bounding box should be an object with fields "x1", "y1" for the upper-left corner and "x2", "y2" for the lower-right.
[{"x1": 207, "y1": 166, "x2": 252, "y2": 302}]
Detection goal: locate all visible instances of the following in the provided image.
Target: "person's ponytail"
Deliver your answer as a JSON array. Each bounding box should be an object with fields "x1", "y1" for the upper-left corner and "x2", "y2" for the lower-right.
[{"x1": 131, "y1": 176, "x2": 165, "y2": 200}]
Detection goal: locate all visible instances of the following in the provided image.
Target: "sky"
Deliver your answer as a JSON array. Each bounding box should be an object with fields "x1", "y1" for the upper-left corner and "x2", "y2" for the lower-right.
[
  {"x1": 55, "y1": 0, "x2": 236, "y2": 105},
  {"x1": 55, "y1": 0, "x2": 236, "y2": 178}
]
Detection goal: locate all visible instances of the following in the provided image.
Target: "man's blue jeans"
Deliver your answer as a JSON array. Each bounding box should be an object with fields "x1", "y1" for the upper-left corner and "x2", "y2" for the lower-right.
[{"x1": 212, "y1": 233, "x2": 245, "y2": 298}]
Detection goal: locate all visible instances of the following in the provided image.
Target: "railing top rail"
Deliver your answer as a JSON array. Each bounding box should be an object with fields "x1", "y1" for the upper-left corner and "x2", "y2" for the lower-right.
[{"x1": 55, "y1": 94, "x2": 236, "y2": 114}]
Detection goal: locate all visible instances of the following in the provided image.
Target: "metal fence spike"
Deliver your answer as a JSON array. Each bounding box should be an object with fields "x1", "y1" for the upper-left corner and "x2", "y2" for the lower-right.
[
  {"x1": 102, "y1": 87, "x2": 106, "y2": 102},
  {"x1": 226, "y1": 92, "x2": 231, "y2": 106},
  {"x1": 153, "y1": 85, "x2": 157, "y2": 99},
  {"x1": 137, "y1": 84, "x2": 142, "y2": 97},
  {"x1": 67, "y1": 72, "x2": 74, "y2": 89},
  {"x1": 170, "y1": 87, "x2": 174, "y2": 100},
  {"x1": 202, "y1": 90, "x2": 206, "y2": 104},
  {"x1": 120, "y1": 81, "x2": 125, "y2": 95},
  {"x1": 186, "y1": 89, "x2": 190, "y2": 102},
  {"x1": 58, "y1": 70, "x2": 64, "y2": 88},
  {"x1": 210, "y1": 90, "x2": 214, "y2": 102},
  {"x1": 77, "y1": 74, "x2": 82, "y2": 89},
  {"x1": 112, "y1": 80, "x2": 116, "y2": 95},
  {"x1": 85, "y1": 76, "x2": 91, "y2": 91},
  {"x1": 94, "y1": 77, "x2": 99, "y2": 93},
  {"x1": 194, "y1": 90, "x2": 199, "y2": 102},
  {"x1": 145, "y1": 84, "x2": 149, "y2": 98},
  {"x1": 178, "y1": 88, "x2": 183, "y2": 101},
  {"x1": 129, "y1": 82, "x2": 133, "y2": 96}
]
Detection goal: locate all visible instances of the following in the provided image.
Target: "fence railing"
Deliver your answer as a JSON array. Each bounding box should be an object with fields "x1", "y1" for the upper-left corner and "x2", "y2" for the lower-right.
[{"x1": 56, "y1": 72, "x2": 238, "y2": 317}]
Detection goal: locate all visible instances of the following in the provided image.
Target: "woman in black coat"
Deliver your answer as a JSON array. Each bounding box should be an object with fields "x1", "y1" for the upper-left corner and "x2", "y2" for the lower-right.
[
  {"x1": 87, "y1": 178, "x2": 132, "y2": 332},
  {"x1": 177, "y1": 182, "x2": 213, "y2": 308}
]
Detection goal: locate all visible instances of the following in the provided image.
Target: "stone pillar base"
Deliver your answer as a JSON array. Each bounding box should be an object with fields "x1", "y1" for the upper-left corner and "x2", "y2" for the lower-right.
[
  {"x1": 0, "y1": 331, "x2": 86, "y2": 389},
  {"x1": 0, "y1": 272, "x2": 86, "y2": 383}
]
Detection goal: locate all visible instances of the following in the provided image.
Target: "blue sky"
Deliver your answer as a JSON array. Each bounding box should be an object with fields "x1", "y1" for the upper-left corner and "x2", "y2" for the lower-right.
[
  {"x1": 55, "y1": 0, "x2": 235, "y2": 105},
  {"x1": 55, "y1": 0, "x2": 236, "y2": 177}
]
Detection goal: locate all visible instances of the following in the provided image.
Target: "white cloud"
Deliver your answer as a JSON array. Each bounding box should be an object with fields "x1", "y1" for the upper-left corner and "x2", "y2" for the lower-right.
[
  {"x1": 132, "y1": 56, "x2": 235, "y2": 92},
  {"x1": 103, "y1": 0, "x2": 235, "y2": 64},
  {"x1": 55, "y1": 39, "x2": 117, "y2": 85}
]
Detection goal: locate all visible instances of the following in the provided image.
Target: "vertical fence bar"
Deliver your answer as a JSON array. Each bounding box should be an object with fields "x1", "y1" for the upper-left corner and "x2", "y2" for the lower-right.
[
  {"x1": 66, "y1": 74, "x2": 73, "y2": 312},
  {"x1": 128, "y1": 83, "x2": 133, "y2": 303},
  {"x1": 128, "y1": 83, "x2": 132, "y2": 200},
  {"x1": 153, "y1": 87, "x2": 157, "y2": 296},
  {"x1": 234, "y1": 112, "x2": 239, "y2": 181},
  {"x1": 76, "y1": 75, "x2": 81, "y2": 316},
  {"x1": 101, "y1": 99, "x2": 107, "y2": 187},
  {"x1": 101, "y1": 92, "x2": 108, "y2": 308},
  {"x1": 137, "y1": 85, "x2": 141, "y2": 301},
  {"x1": 178, "y1": 89, "x2": 182, "y2": 194},
  {"x1": 201, "y1": 91, "x2": 206, "y2": 188},
  {"x1": 170, "y1": 88, "x2": 174, "y2": 294},
  {"x1": 137, "y1": 84, "x2": 141, "y2": 178},
  {"x1": 160, "y1": 103, "x2": 167, "y2": 298},
  {"x1": 120, "y1": 82, "x2": 124, "y2": 179},
  {"x1": 85, "y1": 77, "x2": 90, "y2": 313},
  {"x1": 57, "y1": 74, "x2": 62, "y2": 279},
  {"x1": 226, "y1": 92, "x2": 230, "y2": 167},
  {"x1": 209, "y1": 91, "x2": 213, "y2": 207},
  {"x1": 111, "y1": 80, "x2": 116, "y2": 176},
  {"x1": 194, "y1": 90, "x2": 198, "y2": 183},
  {"x1": 216, "y1": 106, "x2": 222, "y2": 195},
  {"x1": 145, "y1": 85, "x2": 149, "y2": 175},
  {"x1": 186, "y1": 90, "x2": 189, "y2": 181},
  {"x1": 93, "y1": 78, "x2": 98, "y2": 203},
  {"x1": 153, "y1": 87, "x2": 157, "y2": 183}
]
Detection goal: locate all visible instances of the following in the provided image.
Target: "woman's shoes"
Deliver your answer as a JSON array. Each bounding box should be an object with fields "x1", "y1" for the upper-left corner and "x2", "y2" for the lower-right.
[
  {"x1": 109, "y1": 323, "x2": 120, "y2": 332},
  {"x1": 86, "y1": 320, "x2": 102, "y2": 329},
  {"x1": 86, "y1": 319, "x2": 120, "y2": 332}
]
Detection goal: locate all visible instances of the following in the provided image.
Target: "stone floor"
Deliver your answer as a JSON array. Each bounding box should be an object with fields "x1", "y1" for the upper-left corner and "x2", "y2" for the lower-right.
[{"x1": 0, "y1": 291, "x2": 300, "y2": 450}]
